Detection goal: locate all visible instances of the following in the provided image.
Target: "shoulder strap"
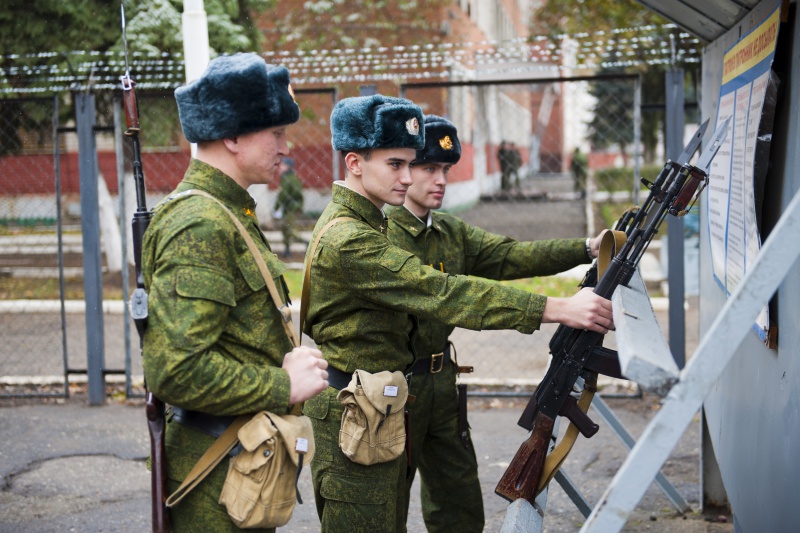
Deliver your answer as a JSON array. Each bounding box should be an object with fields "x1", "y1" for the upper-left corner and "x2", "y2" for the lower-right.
[
  {"x1": 171, "y1": 189, "x2": 300, "y2": 348},
  {"x1": 164, "y1": 414, "x2": 249, "y2": 509},
  {"x1": 299, "y1": 217, "x2": 356, "y2": 334}
]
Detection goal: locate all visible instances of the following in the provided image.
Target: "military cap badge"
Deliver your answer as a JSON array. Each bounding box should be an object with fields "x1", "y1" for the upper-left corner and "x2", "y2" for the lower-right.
[{"x1": 439, "y1": 135, "x2": 453, "y2": 150}]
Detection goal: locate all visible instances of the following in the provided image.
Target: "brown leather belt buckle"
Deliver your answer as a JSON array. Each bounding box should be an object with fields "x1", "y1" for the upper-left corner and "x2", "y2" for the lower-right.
[{"x1": 430, "y1": 352, "x2": 445, "y2": 373}]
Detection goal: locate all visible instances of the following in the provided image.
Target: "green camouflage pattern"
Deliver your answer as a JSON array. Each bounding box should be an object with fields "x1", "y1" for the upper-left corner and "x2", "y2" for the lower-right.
[
  {"x1": 274, "y1": 170, "x2": 305, "y2": 254},
  {"x1": 304, "y1": 389, "x2": 408, "y2": 532},
  {"x1": 142, "y1": 159, "x2": 294, "y2": 532},
  {"x1": 302, "y1": 184, "x2": 561, "y2": 531},
  {"x1": 386, "y1": 205, "x2": 589, "y2": 355},
  {"x1": 302, "y1": 184, "x2": 548, "y2": 375},
  {"x1": 386, "y1": 205, "x2": 591, "y2": 531}
]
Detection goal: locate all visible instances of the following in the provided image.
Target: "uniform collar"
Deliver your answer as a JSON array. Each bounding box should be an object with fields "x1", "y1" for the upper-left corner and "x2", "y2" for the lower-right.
[
  {"x1": 180, "y1": 159, "x2": 258, "y2": 217},
  {"x1": 332, "y1": 182, "x2": 388, "y2": 234},
  {"x1": 387, "y1": 205, "x2": 436, "y2": 237}
]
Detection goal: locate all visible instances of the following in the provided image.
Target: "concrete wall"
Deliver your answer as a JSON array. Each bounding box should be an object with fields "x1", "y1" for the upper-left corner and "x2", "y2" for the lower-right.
[{"x1": 699, "y1": 0, "x2": 799, "y2": 529}]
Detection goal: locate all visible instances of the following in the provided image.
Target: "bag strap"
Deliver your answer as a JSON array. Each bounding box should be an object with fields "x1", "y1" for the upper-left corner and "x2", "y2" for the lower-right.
[
  {"x1": 165, "y1": 414, "x2": 249, "y2": 508},
  {"x1": 299, "y1": 217, "x2": 355, "y2": 333},
  {"x1": 173, "y1": 189, "x2": 300, "y2": 348}
]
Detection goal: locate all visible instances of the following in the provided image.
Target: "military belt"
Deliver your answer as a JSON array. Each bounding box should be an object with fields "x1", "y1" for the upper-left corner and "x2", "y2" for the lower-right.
[
  {"x1": 171, "y1": 407, "x2": 243, "y2": 456},
  {"x1": 406, "y1": 344, "x2": 452, "y2": 375},
  {"x1": 326, "y1": 366, "x2": 355, "y2": 390}
]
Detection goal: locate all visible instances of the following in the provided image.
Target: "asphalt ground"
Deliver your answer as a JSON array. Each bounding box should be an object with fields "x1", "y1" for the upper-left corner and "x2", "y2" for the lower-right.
[{"x1": 0, "y1": 177, "x2": 732, "y2": 532}]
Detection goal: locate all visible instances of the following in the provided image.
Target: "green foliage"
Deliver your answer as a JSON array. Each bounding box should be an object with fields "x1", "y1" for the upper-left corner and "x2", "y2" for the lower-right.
[{"x1": 531, "y1": 0, "x2": 702, "y2": 165}]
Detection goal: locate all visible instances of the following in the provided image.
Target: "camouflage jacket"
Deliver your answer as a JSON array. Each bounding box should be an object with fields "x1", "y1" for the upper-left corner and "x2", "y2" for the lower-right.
[
  {"x1": 142, "y1": 159, "x2": 293, "y2": 416},
  {"x1": 386, "y1": 205, "x2": 590, "y2": 356},
  {"x1": 302, "y1": 183, "x2": 549, "y2": 374},
  {"x1": 274, "y1": 170, "x2": 304, "y2": 215}
]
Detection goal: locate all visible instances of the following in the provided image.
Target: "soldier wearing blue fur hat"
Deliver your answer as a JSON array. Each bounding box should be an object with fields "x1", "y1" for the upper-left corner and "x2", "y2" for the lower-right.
[
  {"x1": 141, "y1": 53, "x2": 328, "y2": 532},
  {"x1": 302, "y1": 100, "x2": 614, "y2": 532},
  {"x1": 385, "y1": 115, "x2": 610, "y2": 532}
]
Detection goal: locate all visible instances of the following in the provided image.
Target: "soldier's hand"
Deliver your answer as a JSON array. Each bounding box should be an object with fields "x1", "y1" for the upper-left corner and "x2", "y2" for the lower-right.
[
  {"x1": 283, "y1": 346, "x2": 329, "y2": 404},
  {"x1": 541, "y1": 287, "x2": 614, "y2": 333},
  {"x1": 587, "y1": 230, "x2": 609, "y2": 259}
]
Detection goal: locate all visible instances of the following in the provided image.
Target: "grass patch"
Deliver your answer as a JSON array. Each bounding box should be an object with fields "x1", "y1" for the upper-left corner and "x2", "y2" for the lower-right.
[{"x1": 1, "y1": 267, "x2": 588, "y2": 301}]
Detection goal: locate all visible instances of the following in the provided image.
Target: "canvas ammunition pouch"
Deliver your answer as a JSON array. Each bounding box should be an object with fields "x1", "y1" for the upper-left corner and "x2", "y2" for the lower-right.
[
  {"x1": 166, "y1": 411, "x2": 313, "y2": 530},
  {"x1": 218, "y1": 412, "x2": 314, "y2": 529},
  {"x1": 337, "y1": 369, "x2": 409, "y2": 465}
]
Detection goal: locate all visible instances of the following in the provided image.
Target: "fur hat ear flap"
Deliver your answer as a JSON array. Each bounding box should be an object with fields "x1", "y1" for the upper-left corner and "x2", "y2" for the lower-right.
[
  {"x1": 414, "y1": 115, "x2": 461, "y2": 165},
  {"x1": 330, "y1": 94, "x2": 425, "y2": 151},
  {"x1": 175, "y1": 53, "x2": 300, "y2": 143}
]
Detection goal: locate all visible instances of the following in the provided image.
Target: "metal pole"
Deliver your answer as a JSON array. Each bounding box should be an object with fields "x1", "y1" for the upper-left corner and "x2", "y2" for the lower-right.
[
  {"x1": 74, "y1": 92, "x2": 106, "y2": 405},
  {"x1": 665, "y1": 68, "x2": 686, "y2": 368},
  {"x1": 633, "y1": 76, "x2": 642, "y2": 206},
  {"x1": 114, "y1": 98, "x2": 134, "y2": 398},
  {"x1": 53, "y1": 95, "x2": 70, "y2": 399}
]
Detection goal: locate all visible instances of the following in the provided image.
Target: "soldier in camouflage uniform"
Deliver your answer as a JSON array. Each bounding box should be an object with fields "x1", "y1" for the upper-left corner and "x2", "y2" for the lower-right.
[
  {"x1": 141, "y1": 53, "x2": 329, "y2": 532},
  {"x1": 302, "y1": 95, "x2": 613, "y2": 532},
  {"x1": 273, "y1": 157, "x2": 305, "y2": 257},
  {"x1": 386, "y1": 115, "x2": 607, "y2": 532}
]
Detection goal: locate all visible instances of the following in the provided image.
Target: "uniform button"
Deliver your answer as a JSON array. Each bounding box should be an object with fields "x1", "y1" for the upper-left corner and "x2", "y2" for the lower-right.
[{"x1": 264, "y1": 449, "x2": 271, "y2": 457}]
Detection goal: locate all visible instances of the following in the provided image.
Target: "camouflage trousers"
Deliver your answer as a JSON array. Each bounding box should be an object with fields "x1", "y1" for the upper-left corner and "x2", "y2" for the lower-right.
[
  {"x1": 402, "y1": 361, "x2": 484, "y2": 533},
  {"x1": 304, "y1": 387, "x2": 408, "y2": 532}
]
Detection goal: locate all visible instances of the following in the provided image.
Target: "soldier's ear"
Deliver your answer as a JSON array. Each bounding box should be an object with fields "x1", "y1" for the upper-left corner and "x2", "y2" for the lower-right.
[{"x1": 343, "y1": 151, "x2": 364, "y2": 177}]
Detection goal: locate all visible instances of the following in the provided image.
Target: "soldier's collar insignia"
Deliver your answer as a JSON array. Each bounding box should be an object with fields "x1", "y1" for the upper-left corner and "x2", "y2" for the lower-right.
[
  {"x1": 406, "y1": 117, "x2": 420, "y2": 135},
  {"x1": 243, "y1": 207, "x2": 255, "y2": 217},
  {"x1": 439, "y1": 136, "x2": 453, "y2": 150}
]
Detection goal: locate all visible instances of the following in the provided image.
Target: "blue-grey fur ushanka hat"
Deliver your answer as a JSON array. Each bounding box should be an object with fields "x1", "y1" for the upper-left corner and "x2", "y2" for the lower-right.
[
  {"x1": 415, "y1": 114, "x2": 461, "y2": 164},
  {"x1": 175, "y1": 53, "x2": 299, "y2": 143},
  {"x1": 330, "y1": 95, "x2": 425, "y2": 151}
]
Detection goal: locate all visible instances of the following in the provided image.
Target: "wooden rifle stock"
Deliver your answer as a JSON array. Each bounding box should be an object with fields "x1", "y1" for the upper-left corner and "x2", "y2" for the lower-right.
[
  {"x1": 145, "y1": 391, "x2": 169, "y2": 533},
  {"x1": 495, "y1": 409, "x2": 555, "y2": 504}
]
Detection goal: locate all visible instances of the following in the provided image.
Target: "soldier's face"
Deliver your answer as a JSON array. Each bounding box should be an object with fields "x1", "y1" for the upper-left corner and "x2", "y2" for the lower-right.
[
  {"x1": 406, "y1": 161, "x2": 451, "y2": 217},
  {"x1": 355, "y1": 148, "x2": 416, "y2": 208},
  {"x1": 234, "y1": 126, "x2": 290, "y2": 188}
]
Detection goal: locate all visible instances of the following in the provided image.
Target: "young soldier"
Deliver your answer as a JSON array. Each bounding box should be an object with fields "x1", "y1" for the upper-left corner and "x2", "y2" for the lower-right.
[
  {"x1": 386, "y1": 115, "x2": 606, "y2": 532},
  {"x1": 141, "y1": 53, "x2": 328, "y2": 531},
  {"x1": 301, "y1": 95, "x2": 612, "y2": 532}
]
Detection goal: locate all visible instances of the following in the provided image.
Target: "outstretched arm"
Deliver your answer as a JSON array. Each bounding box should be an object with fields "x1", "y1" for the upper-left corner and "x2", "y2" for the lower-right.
[{"x1": 541, "y1": 287, "x2": 613, "y2": 334}]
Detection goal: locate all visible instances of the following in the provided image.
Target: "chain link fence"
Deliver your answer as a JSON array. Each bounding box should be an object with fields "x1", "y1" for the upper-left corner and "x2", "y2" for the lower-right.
[{"x1": 0, "y1": 69, "x2": 652, "y2": 397}]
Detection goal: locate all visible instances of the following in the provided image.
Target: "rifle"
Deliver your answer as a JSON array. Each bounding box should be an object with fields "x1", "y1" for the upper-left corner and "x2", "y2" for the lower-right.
[
  {"x1": 120, "y1": 5, "x2": 170, "y2": 532},
  {"x1": 495, "y1": 117, "x2": 730, "y2": 505}
]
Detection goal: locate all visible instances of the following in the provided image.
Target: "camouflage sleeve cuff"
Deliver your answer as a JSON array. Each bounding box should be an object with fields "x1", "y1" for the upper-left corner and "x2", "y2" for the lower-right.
[
  {"x1": 264, "y1": 367, "x2": 293, "y2": 414},
  {"x1": 524, "y1": 292, "x2": 548, "y2": 332}
]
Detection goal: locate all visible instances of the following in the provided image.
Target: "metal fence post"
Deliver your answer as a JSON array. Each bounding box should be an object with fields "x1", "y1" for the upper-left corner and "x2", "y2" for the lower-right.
[
  {"x1": 665, "y1": 67, "x2": 686, "y2": 368},
  {"x1": 74, "y1": 91, "x2": 106, "y2": 405}
]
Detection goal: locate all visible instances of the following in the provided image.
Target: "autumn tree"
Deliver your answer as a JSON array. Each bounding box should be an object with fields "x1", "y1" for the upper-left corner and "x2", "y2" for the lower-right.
[{"x1": 531, "y1": 0, "x2": 702, "y2": 163}]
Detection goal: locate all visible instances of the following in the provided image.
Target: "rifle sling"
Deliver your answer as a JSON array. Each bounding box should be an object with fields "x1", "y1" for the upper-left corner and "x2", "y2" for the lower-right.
[
  {"x1": 535, "y1": 229, "x2": 626, "y2": 494},
  {"x1": 537, "y1": 373, "x2": 598, "y2": 493}
]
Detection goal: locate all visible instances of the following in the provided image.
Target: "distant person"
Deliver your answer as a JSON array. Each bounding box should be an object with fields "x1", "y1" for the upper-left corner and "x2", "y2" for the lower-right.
[
  {"x1": 498, "y1": 140, "x2": 513, "y2": 191},
  {"x1": 571, "y1": 147, "x2": 588, "y2": 198},
  {"x1": 274, "y1": 157, "x2": 305, "y2": 257},
  {"x1": 508, "y1": 141, "x2": 522, "y2": 190}
]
